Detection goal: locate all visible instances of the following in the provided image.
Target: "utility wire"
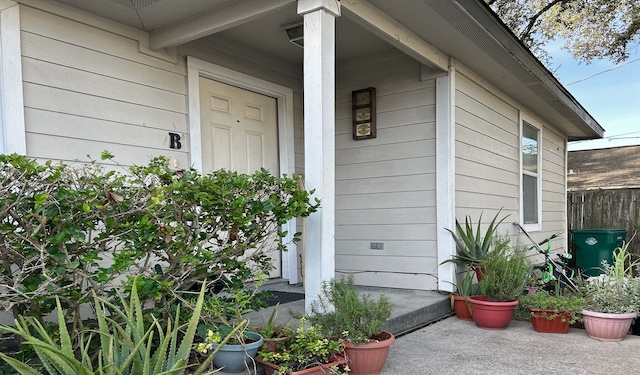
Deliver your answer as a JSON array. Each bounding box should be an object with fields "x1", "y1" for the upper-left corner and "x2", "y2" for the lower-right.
[
  {"x1": 571, "y1": 131, "x2": 640, "y2": 144},
  {"x1": 566, "y1": 57, "x2": 640, "y2": 86}
]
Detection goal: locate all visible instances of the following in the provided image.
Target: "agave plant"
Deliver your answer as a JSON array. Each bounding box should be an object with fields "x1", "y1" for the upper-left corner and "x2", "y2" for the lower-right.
[
  {"x1": 0, "y1": 278, "x2": 239, "y2": 375},
  {"x1": 442, "y1": 210, "x2": 509, "y2": 267}
]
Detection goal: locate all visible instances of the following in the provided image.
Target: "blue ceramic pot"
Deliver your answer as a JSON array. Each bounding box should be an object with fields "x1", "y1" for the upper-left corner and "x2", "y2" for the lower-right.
[{"x1": 212, "y1": 331, "x2": 264, "y2": 372}]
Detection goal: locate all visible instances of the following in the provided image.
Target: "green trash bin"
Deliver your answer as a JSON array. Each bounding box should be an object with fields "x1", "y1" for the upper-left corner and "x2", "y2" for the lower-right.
[{"x1": 571, "y1": 229, "x2": 627, "y2": 277}]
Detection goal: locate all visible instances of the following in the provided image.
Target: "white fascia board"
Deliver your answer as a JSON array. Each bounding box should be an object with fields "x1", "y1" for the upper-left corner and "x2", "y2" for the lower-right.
[{"x1": 150, "y1": 0, "x2": 296, "y2": 50}]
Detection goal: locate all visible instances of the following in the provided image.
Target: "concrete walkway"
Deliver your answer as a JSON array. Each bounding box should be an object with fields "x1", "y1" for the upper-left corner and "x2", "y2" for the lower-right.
[
  {"x1": 385, "y1": 317, "x2": 640, "y2": 374},
  {"x1": 222, "y1": 281, "x2": 640, "y2": 374}
]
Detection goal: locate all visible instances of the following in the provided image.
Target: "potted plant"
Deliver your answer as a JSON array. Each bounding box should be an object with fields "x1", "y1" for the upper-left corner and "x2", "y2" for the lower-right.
[
  {"x1": 468, "y1": 240, "x2": 532, "y2": 329},
  {"x1": 256, "y1": 317, "x2": 348, "y2": 375},
  {"x1": 580, "y1": 239, "x2": 640, "y2": 341},
  {"x1": 195, "y1": 276, "x2": 266, "y2": 373},
  {"x1": 254, "y1": 303, "x2": 293, "y2": 352},
  {"x1": 518, "y1": 286, "x2": 583, "y2": 334},
  {"x1": 450, "y1": 266, "x2": 480, "y2": 320},
  {"x1": 443, "y1": 210, "x2": 509, "y2": 281},
  {"x1": 306, "y1": 275, "x2": 394, "y2": 375}
]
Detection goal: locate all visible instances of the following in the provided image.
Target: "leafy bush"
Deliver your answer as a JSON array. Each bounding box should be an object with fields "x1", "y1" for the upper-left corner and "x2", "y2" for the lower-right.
[
  {"x1": 0, "y1": 152, "x2": 319, "y2": 325},
  {"x1": 0, "y1": 153, "x2": 148, "y2": 324}
]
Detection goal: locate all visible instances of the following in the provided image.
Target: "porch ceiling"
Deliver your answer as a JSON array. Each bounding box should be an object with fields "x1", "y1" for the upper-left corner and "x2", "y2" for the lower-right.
[{"x1": 50, "y1": 0, "x2": 603, "y2": 141}]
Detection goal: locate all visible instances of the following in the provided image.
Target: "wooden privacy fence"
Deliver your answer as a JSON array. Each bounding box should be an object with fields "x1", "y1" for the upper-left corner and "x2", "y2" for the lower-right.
[{"x1": 567, "y1": 188, "x2": 640, "y2": 257}]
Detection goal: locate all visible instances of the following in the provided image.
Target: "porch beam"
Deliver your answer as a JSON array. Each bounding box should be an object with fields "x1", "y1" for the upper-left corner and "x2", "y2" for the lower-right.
[
  {"x1": 341, "y1": 0, "x2": 448, "y2": 72},
  {"x1": 149, "y1": 0, "x2": 296, "y2": 50},
  {"x1": 298, "y1": 0, "x2": 339, "y2": 312}
]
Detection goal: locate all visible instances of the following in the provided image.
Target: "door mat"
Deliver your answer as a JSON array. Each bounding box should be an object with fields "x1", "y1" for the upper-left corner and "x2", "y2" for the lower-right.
[{"x1": 263, "y1": 291, "x2": 305, "y2": 307}]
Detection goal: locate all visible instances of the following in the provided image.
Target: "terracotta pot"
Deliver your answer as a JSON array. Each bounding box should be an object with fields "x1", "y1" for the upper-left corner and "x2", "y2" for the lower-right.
[
  {"x1": 254, "y1": 327, "x2": 293, "y2": 353},
  {"x1": 257, "y1": 355, "x2": 347, "y2": 375},
  {"x1": 582, "y1": 309, "x2": 637, "y2": 342},
  {"x1": 451, "y1": 295, "x2": 473, "y2": 321},
  {"x1": 529, "y1": 308, "x2": 571, "y2": 334},
  {"x1": 473, "y1": 265, "x2": 486, "y2": 282},
  {"x1": 344, "y1": 331, "x2": 395, "y2": 375},
  {"x1": 468, "y1": 295, "x2": 518, "y2": 330},
  {"x1": 262, "y1": 335, "x2": 289, "y2": 353}
]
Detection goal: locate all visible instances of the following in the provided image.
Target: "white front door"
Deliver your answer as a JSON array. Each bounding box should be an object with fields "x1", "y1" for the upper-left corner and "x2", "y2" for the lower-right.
[{"x1": 199, "y1": 77, "x2": 281, "y2": 277}]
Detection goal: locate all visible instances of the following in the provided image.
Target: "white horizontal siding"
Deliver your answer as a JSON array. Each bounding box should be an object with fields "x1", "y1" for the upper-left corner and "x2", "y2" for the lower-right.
[
  {"x1": 334, "y1": 54, "x2": 437, "y2": 290},
  {"x1": 20, "y1": 5, "x2": 188, "y2": 165},
  {"x1": 453, "y1": 64, "x2": 569, "y2": 255},
  {"x1": 454, "y1": 71, "x2": 520, "y2": 230},
  {"x1": 541, "y1": 125, "x2": 568, "y2": 236},
  {"x1": 335, "y1": 254, "x2": 439, "y2": 290}
]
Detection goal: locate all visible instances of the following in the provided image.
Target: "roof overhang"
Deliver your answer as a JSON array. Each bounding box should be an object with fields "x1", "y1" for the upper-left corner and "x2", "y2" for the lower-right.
[
  {"x1": 365, "y1": 0, "x2": 602, "y2": 141},
  {"x1": 46, "y1": 0, "x2": 603, "y2": 141}
]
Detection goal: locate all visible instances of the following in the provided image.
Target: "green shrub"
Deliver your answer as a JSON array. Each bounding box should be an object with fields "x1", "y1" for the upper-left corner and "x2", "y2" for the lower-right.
[{"x1": 0, "y1": 152, "x2": 319, "y2": 326}]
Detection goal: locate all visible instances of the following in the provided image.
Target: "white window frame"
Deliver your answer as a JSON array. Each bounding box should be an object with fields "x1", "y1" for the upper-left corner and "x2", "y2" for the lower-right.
[{"x1": 520, "y1": 115, "x2": 542, "y2": 231}]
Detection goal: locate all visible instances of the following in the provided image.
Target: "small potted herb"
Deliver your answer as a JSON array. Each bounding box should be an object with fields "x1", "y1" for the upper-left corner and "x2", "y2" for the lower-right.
[
  {"x1": 305, "y1": 275, "x2": 394, "y2": 375},
  {"x1": 254, "y1": 303, "x2": 292, "y2": 352},
  {"x1": 195, "y1": 279, "x2": 265, "y2": 372},
  {"x1": 468, "y1": 240, "x2": 532, "y2": 329},
  {"x1": 519, "y1": 286, "x2": 583, "y2": 334},
  {"x1": 256, "y1": 317, "x2": 348, "y2": 375}
]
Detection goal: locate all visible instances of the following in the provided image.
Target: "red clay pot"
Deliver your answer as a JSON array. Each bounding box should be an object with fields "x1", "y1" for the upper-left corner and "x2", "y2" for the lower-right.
[
  {"x1": 257, "y1": 355, "x2": 347, "y2": 375},
  {"x1": 451, "y1": 295, "x2": 473, "y2": 321},
  {"x1": 468, "y1": 295, "x2": 518, "y2": 330},
  {"x1": 473, "y1": 265, "x2": 486, "y2": 282},
  {"x1": 529, "y1": 308, "x2": 571, "y2": 334},
  {"x1": 344, "y1": 331, "x2": 395, "y2": 375}
]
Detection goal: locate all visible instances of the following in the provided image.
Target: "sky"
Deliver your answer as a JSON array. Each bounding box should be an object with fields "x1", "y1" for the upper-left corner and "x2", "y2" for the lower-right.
[{"x1": 545, "y1": 41, "x2": 640, "y2": 151}]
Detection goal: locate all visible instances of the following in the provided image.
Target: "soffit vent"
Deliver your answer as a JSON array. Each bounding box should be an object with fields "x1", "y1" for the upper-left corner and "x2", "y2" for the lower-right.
[{"x1": 108, "y1": 0, "x2": 163, "y2": 10}]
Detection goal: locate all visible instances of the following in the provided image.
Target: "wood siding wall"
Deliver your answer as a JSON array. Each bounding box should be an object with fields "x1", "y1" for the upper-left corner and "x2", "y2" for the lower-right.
[
  {"x1": 454, "y1": 68, "x2": 568, "y2": 258},
  {"x1": 568, "y1": 189, "x2": 640, "y2": 256},
  {"x1": 334, "y1": 52, "x2": 438, "y2": 290},
  {"x1": 20, "y1": 4, "x2": 189, "y2": 167}
]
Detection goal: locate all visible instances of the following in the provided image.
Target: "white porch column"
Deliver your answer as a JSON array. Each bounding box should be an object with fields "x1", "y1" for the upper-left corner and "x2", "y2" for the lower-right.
[
  {"x1": 0, "y1": 2, "x2": 26, "y2": 155},
  {"x1": 436, "y1": 61, "x2": 456, "y2": 292},
  {"x1": 298, "y1": 0, "x2": 339, "y2": 312}
]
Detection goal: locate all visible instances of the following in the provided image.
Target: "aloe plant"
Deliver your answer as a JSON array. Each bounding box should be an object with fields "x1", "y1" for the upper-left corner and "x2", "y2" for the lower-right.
[
  {"x1": 443, "y1": 210, "x2": 509, "y2": 267},
  {"x1": 453, "y1": 267, "x2": 480, "y2": 297},
  {"x1": 0, "y1": 277, "x2": 239, "y2": 375}
]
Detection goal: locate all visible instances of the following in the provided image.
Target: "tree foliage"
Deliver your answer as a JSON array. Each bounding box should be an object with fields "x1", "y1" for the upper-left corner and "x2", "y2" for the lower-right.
[{"x1": 486, "y1": 0, "x2": 640, "y2": 63}]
